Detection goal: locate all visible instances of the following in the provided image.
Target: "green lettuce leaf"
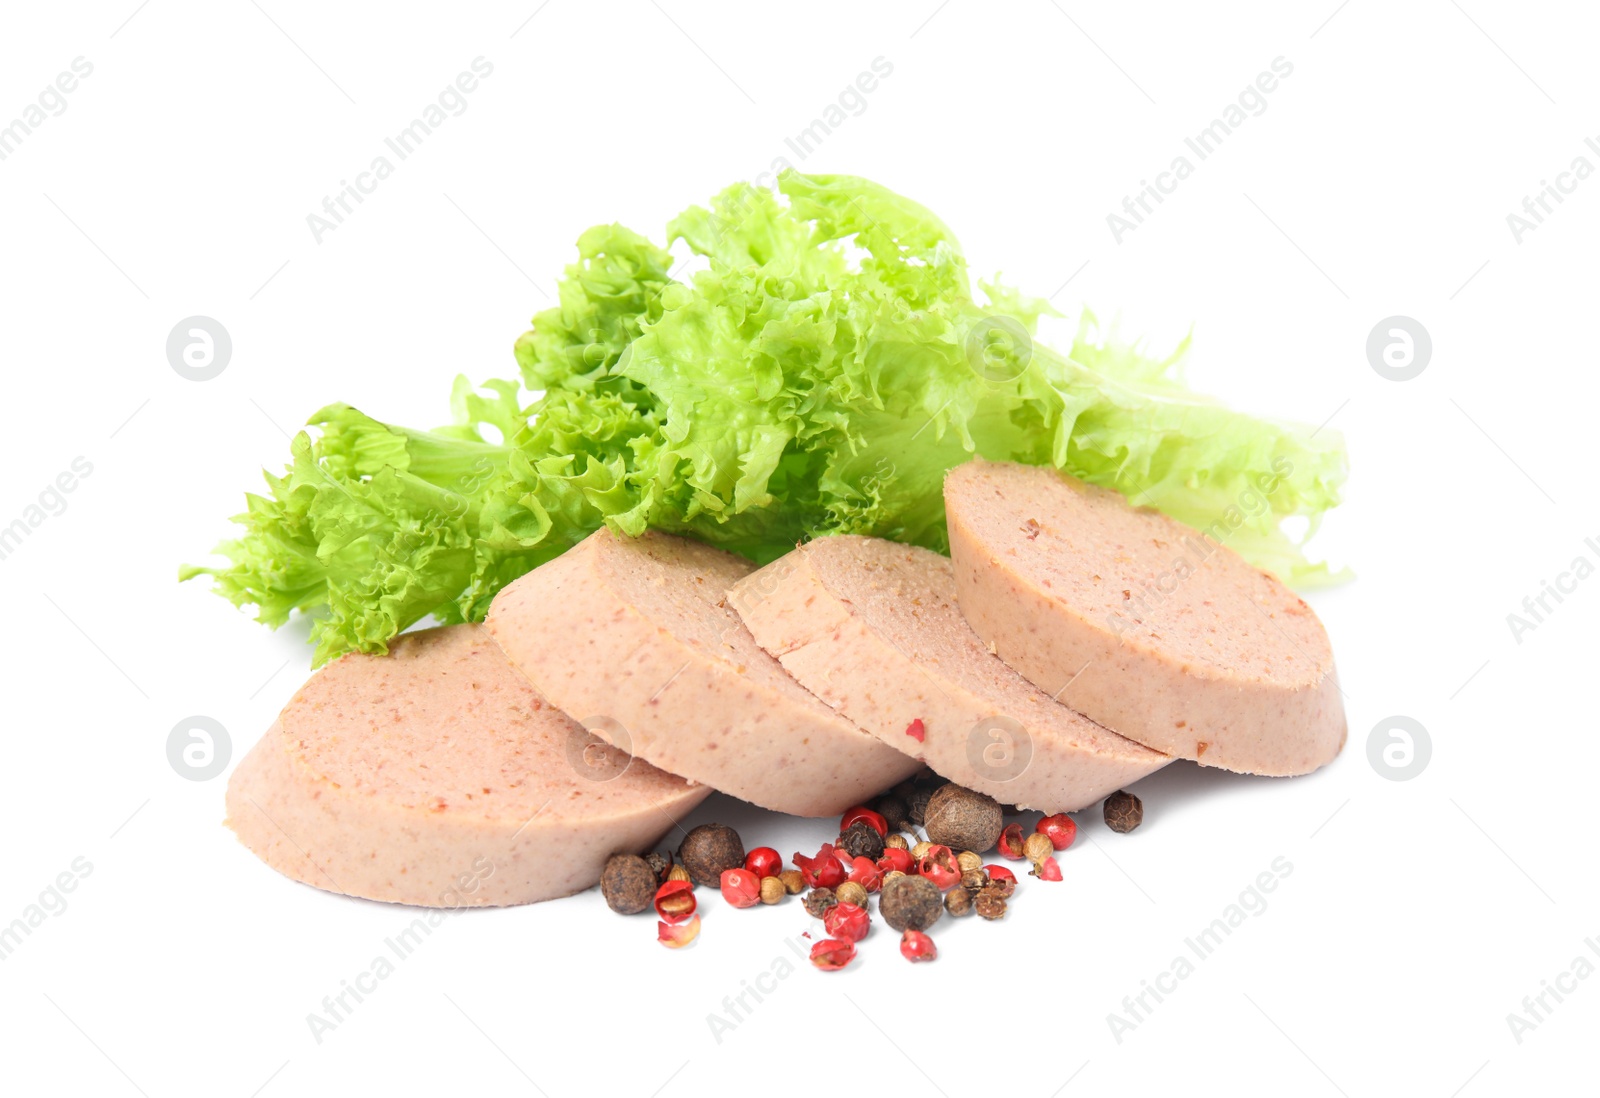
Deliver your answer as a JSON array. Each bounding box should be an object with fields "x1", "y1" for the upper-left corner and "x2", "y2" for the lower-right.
[{"x1": 185, "y1": 172, "x2": 1347, "y2": 663}]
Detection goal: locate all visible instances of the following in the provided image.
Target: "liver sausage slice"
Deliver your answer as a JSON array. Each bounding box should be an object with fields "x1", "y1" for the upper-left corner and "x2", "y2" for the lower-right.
[
  {"x1": 226, "y1": 624, "x2": 708, "y2": 907},
  {"x1": 487, "y1": 528, "x2": 922, "y2": 817},
  {"x1": 730, "y1": 536, "x2": 1169, "y2": 812},
  {"x1": 944, "y1": 460, "x2": 1346, "y2": 775}
]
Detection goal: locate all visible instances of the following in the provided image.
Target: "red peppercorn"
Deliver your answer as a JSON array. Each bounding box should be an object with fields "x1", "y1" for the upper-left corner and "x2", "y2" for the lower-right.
[
  {"x1": 720, "y1": 868, "x2": 762, "y2": 908},
  {"x1": 917, "y1": 844, "x2": 961, "y2": 890},
  {"x1": 793, "y1": 843, "x2": 846, "y2": 889},
  {"x1": 997, "y1": 823, "x2": 1027, "y2": 860},
  {"x1": 824, "y1": 901, "x2": 870, "y2": 942},
  {"x1": 841, "y1": 806, "x2": 889, "y2": 837},
  {"x1": 877, "y1": 847, "x2": 914, "y2": 875},
  {"x1": 984, "y1": 864, "x2": 1017, "y2": 885},
  {"x1": 743, "y1": 847, "x2": 783, "y2": 878},
  {"x1": 1034, "y1": 855, "x2": 1063, "y2": 881},
  {"x1": 905, "y1": 718, "x2": 926, "y2": 743},
  {"x1": 848, "y1": 856, "x2": 883, "y2": 892},
  {"x1": 653, "y1": 880, "x2": 697, "y2": 924},
  {"x1": 1037, "y1": 813, "x2": 1077, "y2": 851},
  {"x1": 657, "y1": 915, "x2": 701, "y2": 948},
  {"x1": 900, "y1": 928, "x2": 937, "y2": 962},
  {"x1": 810, "y1": 938, "x2": 857, "y2": 970}
]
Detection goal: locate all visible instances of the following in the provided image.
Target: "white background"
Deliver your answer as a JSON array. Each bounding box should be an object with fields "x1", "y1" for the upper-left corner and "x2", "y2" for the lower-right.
[{"x1": 1, "y1": 2, "x2": 1595, "y2": 1094}]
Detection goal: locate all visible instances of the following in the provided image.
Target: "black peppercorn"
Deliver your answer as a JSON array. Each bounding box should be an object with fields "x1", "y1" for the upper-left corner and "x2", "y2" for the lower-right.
[
  {"x1": 643, "y1": 850, "x2": 673, "y2": 884},
  {"x1": 600, "y1": 854, "x2": 658, "y2": 915},
  {"x1": 974, "y1": 885, "x2": 1008, "y2": 920},
  {"x1": 1104, "y1": 790, "x2": 1144, "y2": 833},
  {"x1": 880, "y1": 874, "x2": 944, "y2": 932},
  {"x1": 678, "y1": 823, "x2": 745, "y2": 887},
  {"x1": 875, "y1": 794, "x2": 910, "y2": 831},
  {"x1": 959, "y1": 867, "x2": 987, "y2": 892},
  {"x1": 838, "y1": 820, "x2": 886, "y2": 861},
  {"x1": 803, "y1": 887, "x2": 839, "y2": 919},
  {"x1": 923, "y1": 783, "x2": 1004, "y2": 853}
]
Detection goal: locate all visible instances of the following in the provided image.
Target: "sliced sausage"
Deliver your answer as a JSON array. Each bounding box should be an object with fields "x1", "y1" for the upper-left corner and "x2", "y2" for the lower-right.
[
  {"x1": 730, "y1": 535, "x2": 1168, "y2": 811},
  {"x1": 944, "y1": 460, "x2": 1346, "y2": 775},
  {"x1": 486, "y1": 528, "x2": 922, "y2": 817},
  {"x1": 226, "y1": 624, "x2": 708, "y2": 907}
]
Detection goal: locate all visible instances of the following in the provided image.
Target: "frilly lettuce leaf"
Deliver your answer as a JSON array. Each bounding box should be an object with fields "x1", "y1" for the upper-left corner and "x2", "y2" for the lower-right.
[{"x1": 185, "y1": 171, "x2": 1347, "y2": 663}]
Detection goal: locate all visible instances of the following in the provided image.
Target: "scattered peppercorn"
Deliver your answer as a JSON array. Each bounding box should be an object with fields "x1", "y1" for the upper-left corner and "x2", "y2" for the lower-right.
[
  {"x1": 654, "y1": 880, "x2": 697, "y2": 923},
  {"x1": 658, "y1": 915, "x2": 701, "y2": 948},
  {"x1": 960, "y1": 867, "x2": 988, "y2": 892},
  {"x1": 643, "y1": 850, "x2": 673, "y2": 884},
  {"x1": 997, "y1": 823, "x2": 1027, "y2": 860},
  {"x1": 759, "y1": 876, "x2": 785, "y2": 905},
  {"x1": 744, "y1": 846, "x2": 783, "y2": 879},
  {"x1": 944, "y1": 885, "x2": 974, "y2": 917},
  {"x1": 678, "y1": 823, "x2": 746, "y2": 888},
  {"x1": 839, "y1": 820, "x2": 886, "y2": 861},
  {"x1": 1037, "y1": 813, "x2": 1078, "y2": 850},
  {"x1": 1104, "y1": 790, "x2": 1144, "y2": 833},
  {"x1": 810, "y1": 938, "x2": 857, "y2": 970},
  {"x1": 884, "y1": 833, "x2": 910, "y2": 852},
  {"x1": 847, "y1": 857, "x2": 883, "y2": 893},
  {"x1": 877, "y1": 847, "x2": 914, "y2": 875},
  {"x1": 955, "y1": 850, "x2": 983, "y2": 873},
  {"x1": 900, "y1": 928, "x2": 937, "y2": 962},
  {"x1": 875, "y1": 794, "x2": 910, "y2": 832},
  {"x1": 911, "y1": 841, "x2": 933, "y2": 860},
  {"x1": 974, "y1": 885, "x2": 1008, "y2": 920},
  {"x1": 882, "y1": 869, "x2": 908, "y2": 883},
  {"x1": 721, "y1": 868, "x2": 762, "y2": 908},
  {"x1": 600, "y1": 854, "x2": 658, "y2": 915},
  {"x1": 880, "y1": 874, "x2": 944, "y2": 932},
  {"x1": 924, "y1": 783, "x2": 1004, "y2": 853},
  {"x1": 824, "y1": 901, "x2": 870, "y2": 943},
  {"x1": 908, "y1": 778, "x2": 948, "y2": 826},
  {"x1": 1033, "y1": 855, "x2": 1063, "y2": 881},
  {"x1": 841, "y1": 806, "x2": 889, "y2": 837},
  {"x1": 803, "y1": 887, "x2": 839, "y2": 919},
  {"x1": 835, "y1": 880, "x2": 869, "y2": 908},
  {"x1": 778, "y1": 869, "x2": 805, "y2": 895},
  {"x1": 666, "y1": 864, "x2": 692, "y2": 884},
  {"x1": 983, "y1": 865, "x2": 1017, "y2": 896},
  {"x1": 917, "y1": 844, "x2": 961, "y2": 890},
  {"x1": 1022, "y1": 832, "x2": 1054, "y2": 866}
]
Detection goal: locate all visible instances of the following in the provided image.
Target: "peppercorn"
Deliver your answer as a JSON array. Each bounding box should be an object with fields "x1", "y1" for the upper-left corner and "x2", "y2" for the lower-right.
[
  {"x1": 803, "y1": 887, "x2": 839, "y2": 919},
  {"x1": 879, "y1": 874, "x2": 944, "y2": 932},
  {"x1": 997, "y1": 823, "x2": 1027, "y2": 860},
  {"x1": 1022, "y1": 832, "x2": 1054, "y2": 866},
  {"x1": 779, "y1": 869, "x2": 805, "y2": 895},
  {"x1": 1104, "y1": 790, "x2": 1144, "y2": 833},
  {"x1": 678, "y1": 824, "x2": 746, "y2": 888},
  {"x1": 983, "y1": 866, "x2": 1017, "y2": 897},
  {"x1": 838, "y1": 820, "x2": 886, "y2": 861},
  {"x1": 924, "y1": 784, "x2": 1004, "y2": 853},
  {"x1": 907, "y1": 780, "x2": 948, "y2": 826},
  {"x1": 900, "y1": 928, "x2": 937, "y2": 962},
  {"x1": 884, "y1": 833, "x2": 910, "y2": 852},
  {"x1": 911, "y1": 841, "x2": 933, "y2": 860},
  {"x1": 883, "y1": 869, "x2": 907, "y2": 883},
  {"x1": 944, "y1": 885, "x2": 974, "y2": 917},
  {"x1": 875, "y1": 794, "x2": 910, "y2": 831},
  {"x1": 956, "y1": 850, "x2": 983, "y2": 873},
  {"x1": 835, "y1": 880, "x2": 869, "y2": 908},
  {"x1": 600, "y1": 854, "x2": 658, "y2": 915},
  {"x1": 760, "y1": 876, "x2": 785, "y2": 905},
  {"x1": 974, "y1": 885, "x2": 1008, "y2": 920},
  {"x1": 666, "y1": 865, "x2": 692, "y2": 884},
  {"x1": 960, "y1": 867, "x2": 988, "y2": 892},
  {"x1": 643, "y1": 850, "x2": 673, "y2": 884}
]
